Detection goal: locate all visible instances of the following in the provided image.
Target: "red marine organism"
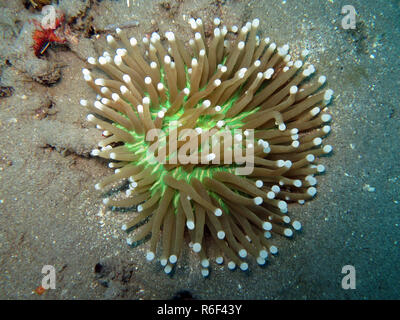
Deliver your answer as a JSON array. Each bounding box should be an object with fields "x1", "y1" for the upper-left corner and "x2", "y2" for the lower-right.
[{"x1": 31, "y1": 12, "x2": 67, "y2": 57}]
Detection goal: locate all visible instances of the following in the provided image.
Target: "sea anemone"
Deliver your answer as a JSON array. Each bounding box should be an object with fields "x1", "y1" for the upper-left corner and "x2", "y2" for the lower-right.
[{"x1": 81, "y1": 17, "x2": 333, "y2": 276}]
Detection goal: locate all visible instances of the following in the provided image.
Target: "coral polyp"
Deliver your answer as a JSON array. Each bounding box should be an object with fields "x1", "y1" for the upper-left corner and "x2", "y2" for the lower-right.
[{"x1": 82, "y1": 17, "x2": 333, "y2": 276}]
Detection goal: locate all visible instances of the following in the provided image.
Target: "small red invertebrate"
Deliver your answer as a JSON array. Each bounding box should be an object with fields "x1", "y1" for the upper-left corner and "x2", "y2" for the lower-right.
[
  {"x1": 31, "y1": 13, "x2": 66, "y2": 57},
  {"x1": 34, "y1": 285, "x2": 46, "y2": 295}
]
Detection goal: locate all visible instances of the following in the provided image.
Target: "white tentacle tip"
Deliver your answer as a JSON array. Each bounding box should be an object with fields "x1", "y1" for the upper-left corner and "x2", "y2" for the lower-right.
[
  {"x1": 164, "y1": 265, "x2": 172, "y2": 274},
  {"x1": 301, "y1": 49, "x2": 310, "y2": 57},
  {"x1": 270, "y1": 246, "x2": 278, "y2": 255},
  {"x1": 216, "y1": 256, "x2": 224, "y2": 264},
  {"x1": 321, "y1": 114, "x2": 332, "y2": 123},
  {"x1": 201, "y1": 269, "x2": 209, "y2": 277},
  {"x1": 160, "y1": 259, "x2": 168, "y2": 267},
  {"x1": 201, "y1": 259, "x2": 210, "y2": 268},
  {"x1": 240, "y1": 262, "x2": 249, "y2": 271},
  {"x1": 262, "y1": 221, "x2": 272, "y2": 231},
  {"x1": 186, "y1": 221, "x2": 195, "y2": 230},
  {"x1": 228, "y1": 261, "x2": 236, "y2": 270},
  {"x1": 106, "y1": 34, "x2": 115, "y2": 43},
  {"x1": 324, "y1": 89, "x2": 334, "y2": 101},
  {"x1": 257, "y1": 257, "x2": 266, "y2": 265},
  {"x1": 323, "y1": 145, "x2": 333, "y2": 153},
  {"x1": 91, "y1": 149, "x2": 100, "y2": 156},
  {"x1": 307, "y1": 186, "x2": 317, "y2": 197},
  {"x1": 238, "y1": 249, "x2": 247, "y2": 258},
  {"x1": 86, "y1": 113, "x2": 95, "y2": 121},
  {"x1": 169, "y1": 254, "x2": 177, "y2": 264},
  {"x1": 284, "y1": 228, "x2": 293, "y2": 237},
  {"x1": 278, "y1": 200, "x2": 288, "y2": 213},
  {"x1": 259, "y1": 250, "x2": 268, "y2": 259},
  {"x1": 254, "y1": 196, "x2": 263, "y2": 205}
]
